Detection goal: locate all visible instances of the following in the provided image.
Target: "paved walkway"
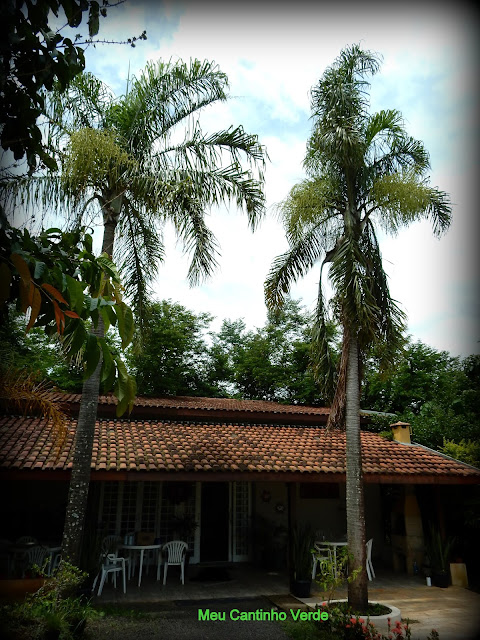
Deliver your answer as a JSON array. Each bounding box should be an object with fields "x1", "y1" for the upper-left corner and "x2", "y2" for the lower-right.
[
  {"x1": 299, "y1": 574, "x2": 480, "y2": 640},
  {"x1": 96, "y1": 566, "x2": 480, "y2": 640}
]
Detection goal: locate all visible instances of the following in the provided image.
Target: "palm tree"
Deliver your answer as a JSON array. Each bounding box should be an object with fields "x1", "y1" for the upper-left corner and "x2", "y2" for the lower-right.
[
  {"x1": 5, "y1": 58, "x2": 266, "y2": 564},
  {"x1": 265, "y1": 44, "x2": 451, "y2": 609}
]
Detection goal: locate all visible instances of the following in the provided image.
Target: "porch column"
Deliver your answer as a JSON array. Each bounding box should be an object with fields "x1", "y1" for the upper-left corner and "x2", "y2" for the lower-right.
[{"x1": 404, "y1": 485, "x2": 424, "y2": 575}]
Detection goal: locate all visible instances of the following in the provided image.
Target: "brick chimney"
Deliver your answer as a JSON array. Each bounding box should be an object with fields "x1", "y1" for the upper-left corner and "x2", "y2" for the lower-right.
[{"x1": 390, "y1": 421, "x2": 412, "y2": 444}]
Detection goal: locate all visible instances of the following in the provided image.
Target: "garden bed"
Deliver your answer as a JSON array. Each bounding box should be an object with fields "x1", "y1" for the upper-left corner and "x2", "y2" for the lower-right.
[{"x1": 314, "y1": 599, "x2": 402, "y2": 633}]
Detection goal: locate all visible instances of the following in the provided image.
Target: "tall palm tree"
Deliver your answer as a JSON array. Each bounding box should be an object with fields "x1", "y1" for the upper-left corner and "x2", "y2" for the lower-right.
[
  {"x1": 265, "y1": 44, "x2": 451, "y2": 609},
  {"x1": 5, "y1": 58, "x2": 266, "y2": 564}
]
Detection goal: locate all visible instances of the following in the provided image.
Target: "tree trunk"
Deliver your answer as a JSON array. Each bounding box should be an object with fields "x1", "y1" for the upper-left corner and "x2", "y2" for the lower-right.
[
  {"x1": 345, "y1": 333, "x2": 368, "y2": 610},
  {"x1": 61, "y1": 216, "x2": 115, "y2": 566},
  {"x1": 61, "y1": 330, "x2": 103, "y2": 564}
]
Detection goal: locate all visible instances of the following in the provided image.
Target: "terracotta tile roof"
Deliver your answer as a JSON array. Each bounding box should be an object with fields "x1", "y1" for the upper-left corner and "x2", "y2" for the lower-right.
[
  {"x1": 1, "y1": 415, "x2": 479, "y2": 481},
  {"x1": 47, "y1": 392, "x2": 330, "y2": 416}
]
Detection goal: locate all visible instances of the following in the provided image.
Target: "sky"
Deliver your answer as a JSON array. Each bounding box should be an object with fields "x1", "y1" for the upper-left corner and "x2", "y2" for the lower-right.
[{"x1": 77, "y1": 0, "x2": 478, "y2": 357}]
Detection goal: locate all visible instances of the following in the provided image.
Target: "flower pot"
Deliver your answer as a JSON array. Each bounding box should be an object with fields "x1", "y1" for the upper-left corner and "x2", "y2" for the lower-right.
[
  {"x1": 432, "y1": 572, "x2": 449, "y2": 588},
  {"x1": 290, "y1": 578, "x2": 312, "y2": 598},
  {"x1": 0, "y1": 577, "x2": 45, "y2": 601},
  {"x1": 449, "y1": 562, "x2": 468, "y2": 588}
]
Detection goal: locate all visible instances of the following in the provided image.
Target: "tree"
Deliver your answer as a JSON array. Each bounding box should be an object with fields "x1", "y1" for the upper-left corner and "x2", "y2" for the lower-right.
[
  {"x1": 212, "y1": 299, "x2": 334, "y2": 403},
  {"x1": 0, "y1": 307, "x2": 84, "y2": 393},
  {"x1": 3, "y1": 59, "x2": 266, "y2": 564},
  {"x1": 363, "y1": 340, "x2": 480, "y2": 449},
  {"x1": 1, "y1": 0, "x2": 146, "y2": 172},
  {"x1": 128, "y1": 300, "x2": 216, "y2": 397},
  {"x1": 265, "y1": 44, "x2": 451, "y2": 609}
]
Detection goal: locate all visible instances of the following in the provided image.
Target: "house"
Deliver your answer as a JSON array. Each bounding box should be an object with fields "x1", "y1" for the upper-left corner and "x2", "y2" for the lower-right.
[{"x1": 1, "y1": 394, "x2": 479, "y2": 574}]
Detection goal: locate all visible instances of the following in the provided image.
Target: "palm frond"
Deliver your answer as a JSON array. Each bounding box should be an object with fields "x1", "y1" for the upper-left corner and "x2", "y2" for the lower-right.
[
  {"x1": 0, "y1": 173, "x2": 88, "y2": 227},
  {"x1": 115, "y1": 207, "x2": 165, "y2": 322},
  {"x1": 326, "y1": 329, "x2": 350, "y2": 429},
  {"x1": 159, "y1": 125, "x2": 266, "y2": 176},
  {"x1": 45, "y1": 73, "x2": 113, "y2": 141},
  {"x1": 310, "y1": 270, "x2": 337, "y2": 400},
  {"x1": 154, "y1": 163, "x2": 266, "y2": 229},
  {"x1": 121, "y1": 58, "x2": 229, "y2": 153},
  {"x1": 367, "y1": 135, "x2": 430, "y2": 181},
  {"x1": 264, "y1": 225, "x2": 326, "y2": 310},
  {"x1": 364, "y1": 109, "x2": 405, "y2": 147},
  {"x1": 0, "y1": 367, "x2": 67, "y2": 456},
  {"x1": 168, "y1": 196, "x2": 220, "y2": 286},
  {"x1": 371, "y1": 171, "x2": 452, "y2": 237}
]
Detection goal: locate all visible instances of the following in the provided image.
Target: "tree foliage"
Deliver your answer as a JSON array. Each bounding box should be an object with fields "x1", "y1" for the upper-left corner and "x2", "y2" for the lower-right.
[
  {"x1": 2, "y1": 60, "x2": 267, "y2": 322},
  {"x1": 441, "y1": 438, "x2": 480, "y2": 469},
  {"x1": 0, "y1": 220, "x2": 136, "y2": 414},
  {"x1": 363, "y1": 342, "x2": 480, "y2": 449},
  {"x1": 0, "y1": 0, "x2": 146, "y2": 172},
  {"x1": 266, "y1": 44, "x2": 451, "y2": 426},
  {"x1": 128, "y1": 300, "x2": 216, "y2": 397},
  {"x1": 212, "y1": 299, "x2": 335, "y2": 403},
  {"x1": 0, "y1": 308, "x2": 83, "y2": 392}
]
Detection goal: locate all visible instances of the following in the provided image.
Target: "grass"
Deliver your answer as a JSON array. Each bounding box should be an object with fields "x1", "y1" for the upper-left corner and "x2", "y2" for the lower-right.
[{"x1": 93, "y1": 603, "x2": 148, "y2": 618}]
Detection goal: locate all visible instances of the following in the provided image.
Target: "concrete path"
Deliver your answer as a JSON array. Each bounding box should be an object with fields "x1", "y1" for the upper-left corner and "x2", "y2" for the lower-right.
[
  {"x1": 294, "y1": 580, "x2": 480, "y2": 640},
  {"x1": 96, "y1": 566, "x2": 480, "y2": 640}
]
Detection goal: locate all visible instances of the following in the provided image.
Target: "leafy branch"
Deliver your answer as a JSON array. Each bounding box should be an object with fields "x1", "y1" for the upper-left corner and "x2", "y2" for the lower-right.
[{"x1": 0, "y1": 221, "x2": 136, "y2": 415}]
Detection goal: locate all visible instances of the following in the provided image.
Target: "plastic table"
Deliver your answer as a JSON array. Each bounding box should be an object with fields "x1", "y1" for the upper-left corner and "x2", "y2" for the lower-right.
[{"x1": 119, "y1": 544, "x2": 162, "y2": 587}]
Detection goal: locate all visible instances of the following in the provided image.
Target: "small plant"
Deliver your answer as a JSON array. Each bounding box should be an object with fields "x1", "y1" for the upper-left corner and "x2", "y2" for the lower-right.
[
  {"x1": 1, "y1": 562, "x2": 96, "y2": 639},
  {"x1": 425, "y1": 526, "x2": 455, "y2": 575},
  {"x1": 314, "y1": 546, "x2": 361, "y2": 605},
  {"x1": 169, "y1": 513, "x2": 199, "y2": 540},
  {"x1": 292, "y1": 524, "x2": 315, "y2": 581}
]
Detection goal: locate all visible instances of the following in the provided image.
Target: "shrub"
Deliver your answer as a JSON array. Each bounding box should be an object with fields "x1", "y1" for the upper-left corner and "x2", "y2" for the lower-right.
[{"x1": 0, "y1": 562, "x2": 97, "y2": 639}]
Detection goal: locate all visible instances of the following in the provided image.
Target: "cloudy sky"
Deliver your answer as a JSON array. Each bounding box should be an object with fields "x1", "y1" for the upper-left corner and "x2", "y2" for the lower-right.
[{"x1": 79, "y1": 0, "x2": 478, "y2": 357}]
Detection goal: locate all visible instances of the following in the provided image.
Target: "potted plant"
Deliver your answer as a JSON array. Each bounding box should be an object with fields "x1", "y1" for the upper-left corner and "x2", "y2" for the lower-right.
[
  {"x1": 290, "y1": 523, "x2": 314, "y2": 598},
  {"x1": 426, "y1": 527, "x2": 455, "y2": 588},
  {"x1": 170, "y1": 513, "x2": 198, "y2": 541}
]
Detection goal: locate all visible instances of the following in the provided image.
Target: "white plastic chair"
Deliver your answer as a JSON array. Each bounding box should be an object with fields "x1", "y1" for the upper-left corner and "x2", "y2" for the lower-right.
[
  {"x1": 16, "y1": 536, "x2": 38, "y2": 544},
  {"x1": 366, "y1": 538, "x2": 375, "y2": 581},
  {"x1": 311, "y1": 543, "x2": 333, "y2": 579},
  {"x1": 46, "y1": 548, "x2": 62, "y2": 576},
  {"x1": 101, "y1": 535, "x2": 122, "y2": 554},
  {"x1": 93, "y1": 553, "x2": 127, "y2": 596},
  {"x1": 23, "y1": 545, "x2": 47, "y2": 577},
  {"x1": 161, "y1": 541, "x2": 188, "y2": 585},
  {"x1": 101, "y1": 535, "x2": 131, "y2": 579}
]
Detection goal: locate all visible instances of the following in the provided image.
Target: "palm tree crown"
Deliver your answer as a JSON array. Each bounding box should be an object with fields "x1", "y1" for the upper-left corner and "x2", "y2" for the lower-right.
[
  {"x1": 6, "y1": 58, "x2": 267, "y2": 320},
  {"x1": 266, "y1": 44, "x2": 451, "y2": 417}
]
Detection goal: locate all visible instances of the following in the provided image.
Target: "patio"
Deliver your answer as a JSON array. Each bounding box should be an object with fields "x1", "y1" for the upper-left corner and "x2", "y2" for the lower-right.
[{"x1": 95, "y1": 565, "x2": 480, "y2": 640}]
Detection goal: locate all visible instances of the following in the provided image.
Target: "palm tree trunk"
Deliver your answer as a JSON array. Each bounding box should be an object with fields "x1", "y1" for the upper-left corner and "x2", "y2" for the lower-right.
[
  {"x1": 61, "y1": 216, "x2": 115, "y2": 566},
  {"x1": 61, "y1": 331, "x2": 102, "y2": 564},
  {"x1": 345, "y1": 333, "x2": 368, "y2": 610}
]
